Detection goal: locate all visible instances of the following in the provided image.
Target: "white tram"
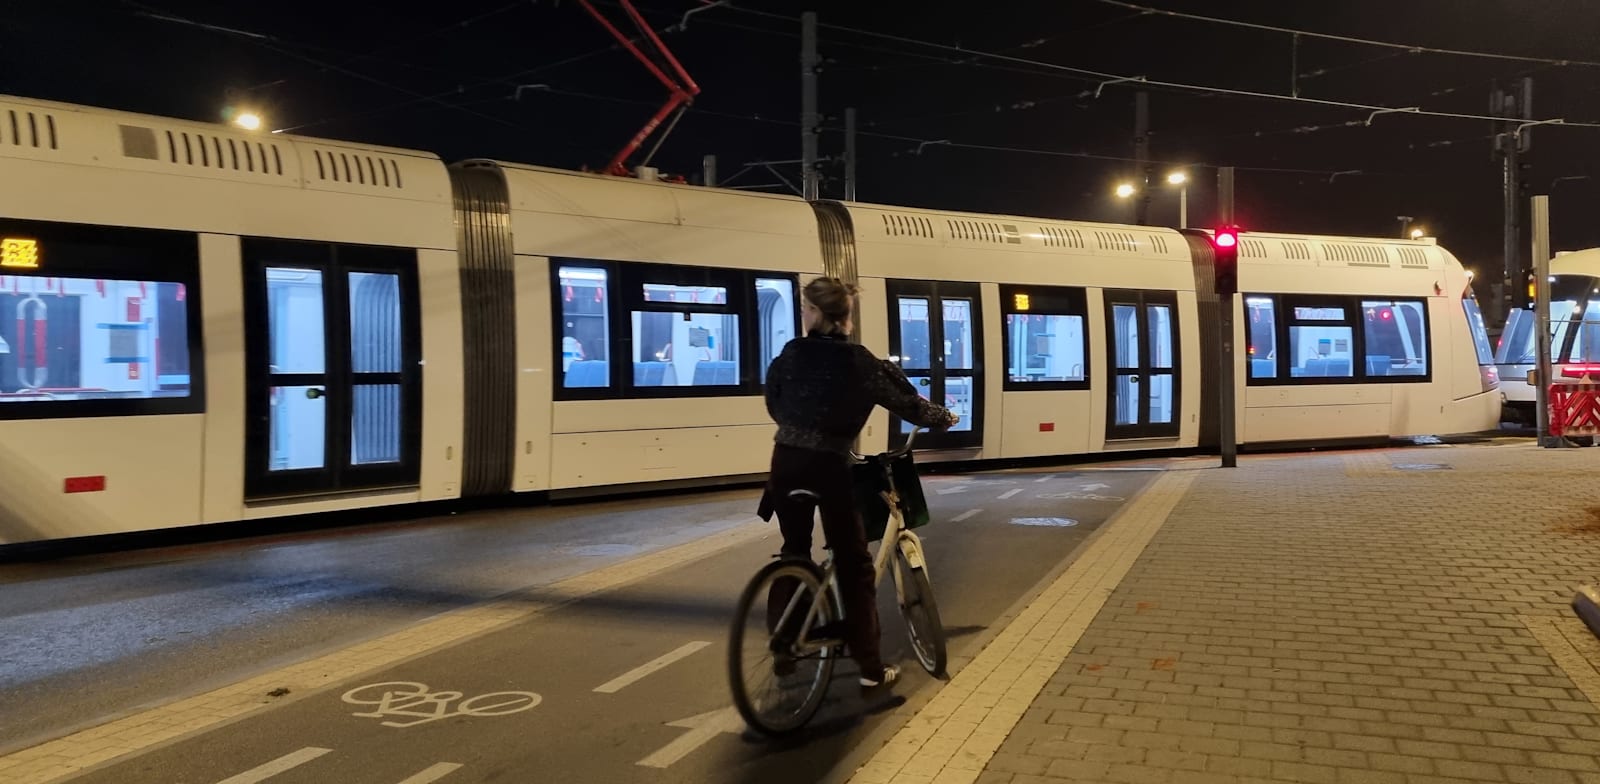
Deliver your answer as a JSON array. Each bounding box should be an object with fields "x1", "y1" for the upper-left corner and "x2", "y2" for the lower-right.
[{"x1": 0, "y1": 96, "x2": 1498, "y2": 545}]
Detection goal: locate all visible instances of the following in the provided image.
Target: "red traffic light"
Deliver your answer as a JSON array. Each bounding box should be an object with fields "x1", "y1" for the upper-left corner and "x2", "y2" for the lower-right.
[{"x1": 1214, "y1": 228, "x2": 1238, "y2": 248}]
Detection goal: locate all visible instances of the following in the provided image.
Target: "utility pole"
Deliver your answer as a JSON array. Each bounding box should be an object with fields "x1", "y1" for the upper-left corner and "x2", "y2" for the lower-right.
[
  {"x1": 1133, "y1": 91, "x2": 1151, "y2": 225},
  {"x1": 800, "y1": 11, "x2": 820, "y2": 201},
  {"x1": 844, "y1": 107, "x2": 858, "y2": 201},
  {"x1": 1218, "y1": 166, "x2": 1237, "y2": 468},
  {"x1": 1396, "y1": 215, "x2": 1414, "y2": 239},
  {"x1": 1493, "y1": 77, "x2": 1534, "y2": 318},
  {"x1": 1532, "y1": 194, "x2": 1563, "y2": 448},
  {"x1": 702, "y1": 154, "x2": 717, "y2": 187}
]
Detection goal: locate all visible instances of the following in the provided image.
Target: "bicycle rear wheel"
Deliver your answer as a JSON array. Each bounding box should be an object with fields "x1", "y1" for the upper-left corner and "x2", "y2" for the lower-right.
[
  {"x1": 895, "y1": 541, "x2": 947, "y2": 677},
  {"x1": 727, "y1": 558, "x2": 839, "y2": 736}
]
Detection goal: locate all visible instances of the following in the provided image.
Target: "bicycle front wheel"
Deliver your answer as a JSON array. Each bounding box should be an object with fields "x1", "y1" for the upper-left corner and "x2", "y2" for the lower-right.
[
  {"x1": 895, "y1": 542, "x2": 947, "y2": 677},
  {"x1": 727, "y1": 558, "x2": 838, "y2": 736}
]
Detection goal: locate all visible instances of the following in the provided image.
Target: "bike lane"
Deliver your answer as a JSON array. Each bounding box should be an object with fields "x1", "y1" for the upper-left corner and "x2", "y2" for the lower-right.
[{"x1": 55, "y1": 469, "x2": 1156, "y2": 784}]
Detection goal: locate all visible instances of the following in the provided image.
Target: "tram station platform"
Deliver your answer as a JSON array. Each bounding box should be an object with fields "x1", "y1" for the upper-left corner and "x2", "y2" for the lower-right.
[{"x1": 3, "y1": 437, "x2": 1600, "y2": 784}]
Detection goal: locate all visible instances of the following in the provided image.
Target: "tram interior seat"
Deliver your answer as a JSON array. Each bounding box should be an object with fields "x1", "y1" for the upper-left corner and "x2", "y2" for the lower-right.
[
  {"x1": 1294, "y1": 357, "x2": 1352, "y2": 378},
  {"x1": 565, "y1": 360, "x2": 609, "y2": 388},
  {"x1": 692, "y1": 360, "x2": 738, "y2": 386},
  {"x1": 634, "y1": 361, "x2": 678, "y2": 386}
]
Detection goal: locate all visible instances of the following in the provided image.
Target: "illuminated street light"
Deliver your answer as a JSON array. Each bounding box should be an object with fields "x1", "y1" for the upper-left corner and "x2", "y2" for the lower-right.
[
  {"x1": 233, "y1": 112, "x2": 263, "y2": 131},
  {"x1": 1166, "y1": 171, "x2": 1189, "y2": 229},
  {"x1": 1114, "y1": 183, "x2": 1136, "y2": 199},
  {"x1": 1410, "y1": 228, "x2": 1425, "y2": 239}
]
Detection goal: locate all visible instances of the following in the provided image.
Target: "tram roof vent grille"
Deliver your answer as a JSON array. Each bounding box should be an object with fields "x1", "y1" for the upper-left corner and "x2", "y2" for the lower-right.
[
  {"x1": 308, "y1": 147, "x2": 405, "y2": 189},
  {"x1": 3, "y1": 109, "x2": 59, "y2": 151},
  {"x1": 1397, "y1": 246, "x2": 1430, "y2": 268},
  {"x1": 1324, "y1": 242, "x2": 1391, "y2": 267},
  {"x1": 881, "y1": 213, "x2": 935, "y2": 239},
  {"x1": 1281, "y1": 241, "x2": 1313, "y2": 261},
  {"x1": 1093, "y1": 230, "x2": 1139, "y2": 252},
  {"x1": 1040, "y1": 226, "x2": 1085, "y2": 249},
  {"x1": 945, "y1": 219, "x2": 1022, "y2": 244},
  {"x1": 128, "y1": 125, "x2": 289, "y2": 178}
]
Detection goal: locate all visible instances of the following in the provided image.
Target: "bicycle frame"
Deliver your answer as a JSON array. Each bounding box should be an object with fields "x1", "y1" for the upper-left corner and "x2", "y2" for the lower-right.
[{"x1": 771, "y1": 429, "x2": 931, "y2": 658}]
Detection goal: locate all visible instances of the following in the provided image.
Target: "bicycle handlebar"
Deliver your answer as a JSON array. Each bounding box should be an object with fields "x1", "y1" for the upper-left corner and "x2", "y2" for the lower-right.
[{"x1": 849, "y1": 415, "x2": 959, "y2": 463}]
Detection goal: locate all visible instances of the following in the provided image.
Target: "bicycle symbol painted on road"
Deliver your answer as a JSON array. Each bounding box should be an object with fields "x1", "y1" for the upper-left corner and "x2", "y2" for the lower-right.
[{"x1": 341, "y1": 681, "x2": 542, "y2": 728}]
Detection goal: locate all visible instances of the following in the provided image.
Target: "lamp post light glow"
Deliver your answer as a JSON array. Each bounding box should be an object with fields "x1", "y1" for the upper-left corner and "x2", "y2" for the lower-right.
[
  {"x1": 1166, "y1": 171, "x2": 1189, "y2": 229},
  {"x1": 1410, "y1": 228, "x2": 1425, "y2": 239},
  {"x1": 1114, "y1": 182, "x2": 1136, "y2": 199},
  {"x1": 233, "y1": 112, "x2": 263, "y2": 131}
]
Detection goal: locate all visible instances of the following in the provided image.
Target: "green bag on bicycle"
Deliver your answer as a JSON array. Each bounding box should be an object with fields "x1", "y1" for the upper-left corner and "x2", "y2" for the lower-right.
[{"x1": 852, "y1": 450, "x2": 931, "y2": 542}]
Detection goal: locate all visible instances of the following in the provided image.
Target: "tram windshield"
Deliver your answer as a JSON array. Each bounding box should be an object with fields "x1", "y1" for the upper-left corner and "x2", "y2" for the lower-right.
[{"x1": 1494, "y1": 275, "x2": 1600, "y2": 365}]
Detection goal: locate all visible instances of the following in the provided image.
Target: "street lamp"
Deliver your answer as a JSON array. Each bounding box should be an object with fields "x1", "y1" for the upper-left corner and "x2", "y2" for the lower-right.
[
  {"x1": 233, "y1": 112, "x2": 263, "y2": 131},
  {"x1": 1114, "y1": 182, "x2": 1136, "y2": 199},
  {"x1": 1166, "y1": 172, "x2": 1189, "y2": 229},
  {"x1": 1410, "y1": 228, "x2": 1425, "y2": 240}
]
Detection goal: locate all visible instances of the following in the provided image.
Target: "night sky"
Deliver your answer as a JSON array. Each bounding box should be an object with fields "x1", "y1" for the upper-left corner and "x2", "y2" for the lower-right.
[{"x1": 6, "y1": 1, "x2": 1600, "y2": 302}]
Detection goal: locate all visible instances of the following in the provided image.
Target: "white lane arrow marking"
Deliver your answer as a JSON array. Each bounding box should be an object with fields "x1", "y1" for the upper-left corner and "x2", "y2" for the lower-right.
[{"x1": 636, "y1": 707, "x2": 744, "y2": 768}]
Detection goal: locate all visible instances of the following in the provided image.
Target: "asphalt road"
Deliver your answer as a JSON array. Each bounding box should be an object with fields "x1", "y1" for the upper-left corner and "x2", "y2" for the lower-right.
[{"x1": 3, "y1": 466, "x2": 1156, "y2": 784}]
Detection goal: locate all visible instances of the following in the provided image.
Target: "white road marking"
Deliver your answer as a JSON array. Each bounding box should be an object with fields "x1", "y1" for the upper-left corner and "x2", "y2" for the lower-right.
[
  {"x1": 394, "y1": 763, "x2": 463, "y2": 784},
  {"x1": 951, "y1": 509, "x2": 981, "y2": 522},
  {"x1": 593, "y1": 641, "x2": 711, "y2": 694},
  {"x1": 1034, "y1": 474, "x2": 1055, "y2": 483},
  {"x1": 215, "y1": 747, "x2": 332, "y2": 784},
  {"x1": 997, "y1": 488, "x2": 1022, "y2": 500},
  {"x1": 636, "y1": 707, "x2": 743, "y2": 768},
  {"x1": 1078, "y1": 482, "x2": 1110, "y2": 491},
  {"x1": 934, "y1": 486, "x2": 969, "y2": 495}
]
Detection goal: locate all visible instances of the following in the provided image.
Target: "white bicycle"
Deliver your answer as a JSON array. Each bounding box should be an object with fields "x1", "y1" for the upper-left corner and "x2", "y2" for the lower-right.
[{"x1": 727, "y1": 427, "x2": 947, "y2": 736}]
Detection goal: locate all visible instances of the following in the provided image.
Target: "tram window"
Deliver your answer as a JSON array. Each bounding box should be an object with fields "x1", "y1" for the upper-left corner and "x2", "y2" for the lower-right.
[
  {"x1": 755, "y1": 277, "x2": 796, "y2": 382},
  {"x1": 0, "y1": 277, "x2": 192, "y2": 403},
  {"x1": 1245, "y1": 297, "x2": 1278, "y2": 379},
  {"x1": 630, "y1": 308, "x2": 740, "y2": 388},
  {"x1": 999, "y1": 285, "x2": 1088, "y2": 390},
  {"x1": 1287, "y1": 304, "x2": 1354, "y2": 379},
  {"x1": 1361, "y1": 300, "x2": 1428, "y2": 377},
  {"x1": 1566, "y1": 297, "x2": 1600, "y2": 362},
  {"x1": 558, "y1": 266, "x2": 610, "y2": 389},
  {"x1": 1462, "y1": 295, "x2": 1495, "y2": 365}
]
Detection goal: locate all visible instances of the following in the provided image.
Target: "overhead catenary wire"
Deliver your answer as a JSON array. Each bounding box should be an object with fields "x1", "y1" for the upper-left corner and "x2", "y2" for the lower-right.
[
  {"x1": 1093, "y1": 0, "x2": 1600, "y2": 70},
  {"x1": 712, "y1": 5, "x2": 1600, "y2": 130}
]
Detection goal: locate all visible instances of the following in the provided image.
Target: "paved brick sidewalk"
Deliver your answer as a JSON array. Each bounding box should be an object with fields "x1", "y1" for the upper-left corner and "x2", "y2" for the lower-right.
[{"x1": 981, "y1": 442, "x2": 1600, "y2": 784}]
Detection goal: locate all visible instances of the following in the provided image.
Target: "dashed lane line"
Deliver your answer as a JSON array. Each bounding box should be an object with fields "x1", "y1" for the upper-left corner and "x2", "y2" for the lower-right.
[
  {"x1": 215, "y1": 747, "x2": 332, "y2": 784},
  {"x1": 1032, "y1": 475, "x2": 1054, "y2": 483},
  {"x1": 593, "y1": 641, "x2": 712, "y2": 694},
  {"x1": 950, "y1": 509, "x2": 981, "y2": 523},
  {"x1": 0, "y1": 520, "x2": 771, "y2": 784},
  {"x1": 996, "y1": 488, "x2": 1022, "y2": 500},
  {"x1": 845, "y1": 470, "x2": 1197, "y2": 784},
  {"x1": 394, "y1": 762, "x2": 464, "y2": 784}
]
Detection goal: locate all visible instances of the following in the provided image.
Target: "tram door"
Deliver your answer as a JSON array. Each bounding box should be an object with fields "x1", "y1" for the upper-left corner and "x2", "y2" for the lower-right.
[
  {"x1": 243, "y1": 239, "x2": 422, "y2": 499},
  {"x1": 1104, "y1": 289, "x2": 1180, "y2": 440},
  {"x1": 886, "y1": 280, "x2": 983, "y2": 450}
]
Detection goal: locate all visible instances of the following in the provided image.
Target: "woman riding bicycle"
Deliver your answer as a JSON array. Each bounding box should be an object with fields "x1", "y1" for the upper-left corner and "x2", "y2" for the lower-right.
[{"x1": 758, "y1": 276, "x2": 957, "y2": 688}]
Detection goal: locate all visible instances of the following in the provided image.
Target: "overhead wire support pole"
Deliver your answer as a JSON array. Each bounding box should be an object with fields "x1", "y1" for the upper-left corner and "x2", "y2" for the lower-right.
[
  {"x1": 1532, "y1": 194, "x2": 1562, "y2": 448},
  {"x1": 1219, "y1": 167, "x2": 1237, "y2": 469},
  {"x1": 801, "y1": 11, "x2": 821, "y2": 201},
  {"x1": 577, "y1": 0, "x2": 701, "y2": 176},
  {"x1": 845, "y1": 107, "x2": 858, "y2": 201}
]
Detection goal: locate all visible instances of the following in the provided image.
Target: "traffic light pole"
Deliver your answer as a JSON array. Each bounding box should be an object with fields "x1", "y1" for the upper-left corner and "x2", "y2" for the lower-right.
[{"x1": 1219, "y1": 167, "x2": 1237, "y2": 468}]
